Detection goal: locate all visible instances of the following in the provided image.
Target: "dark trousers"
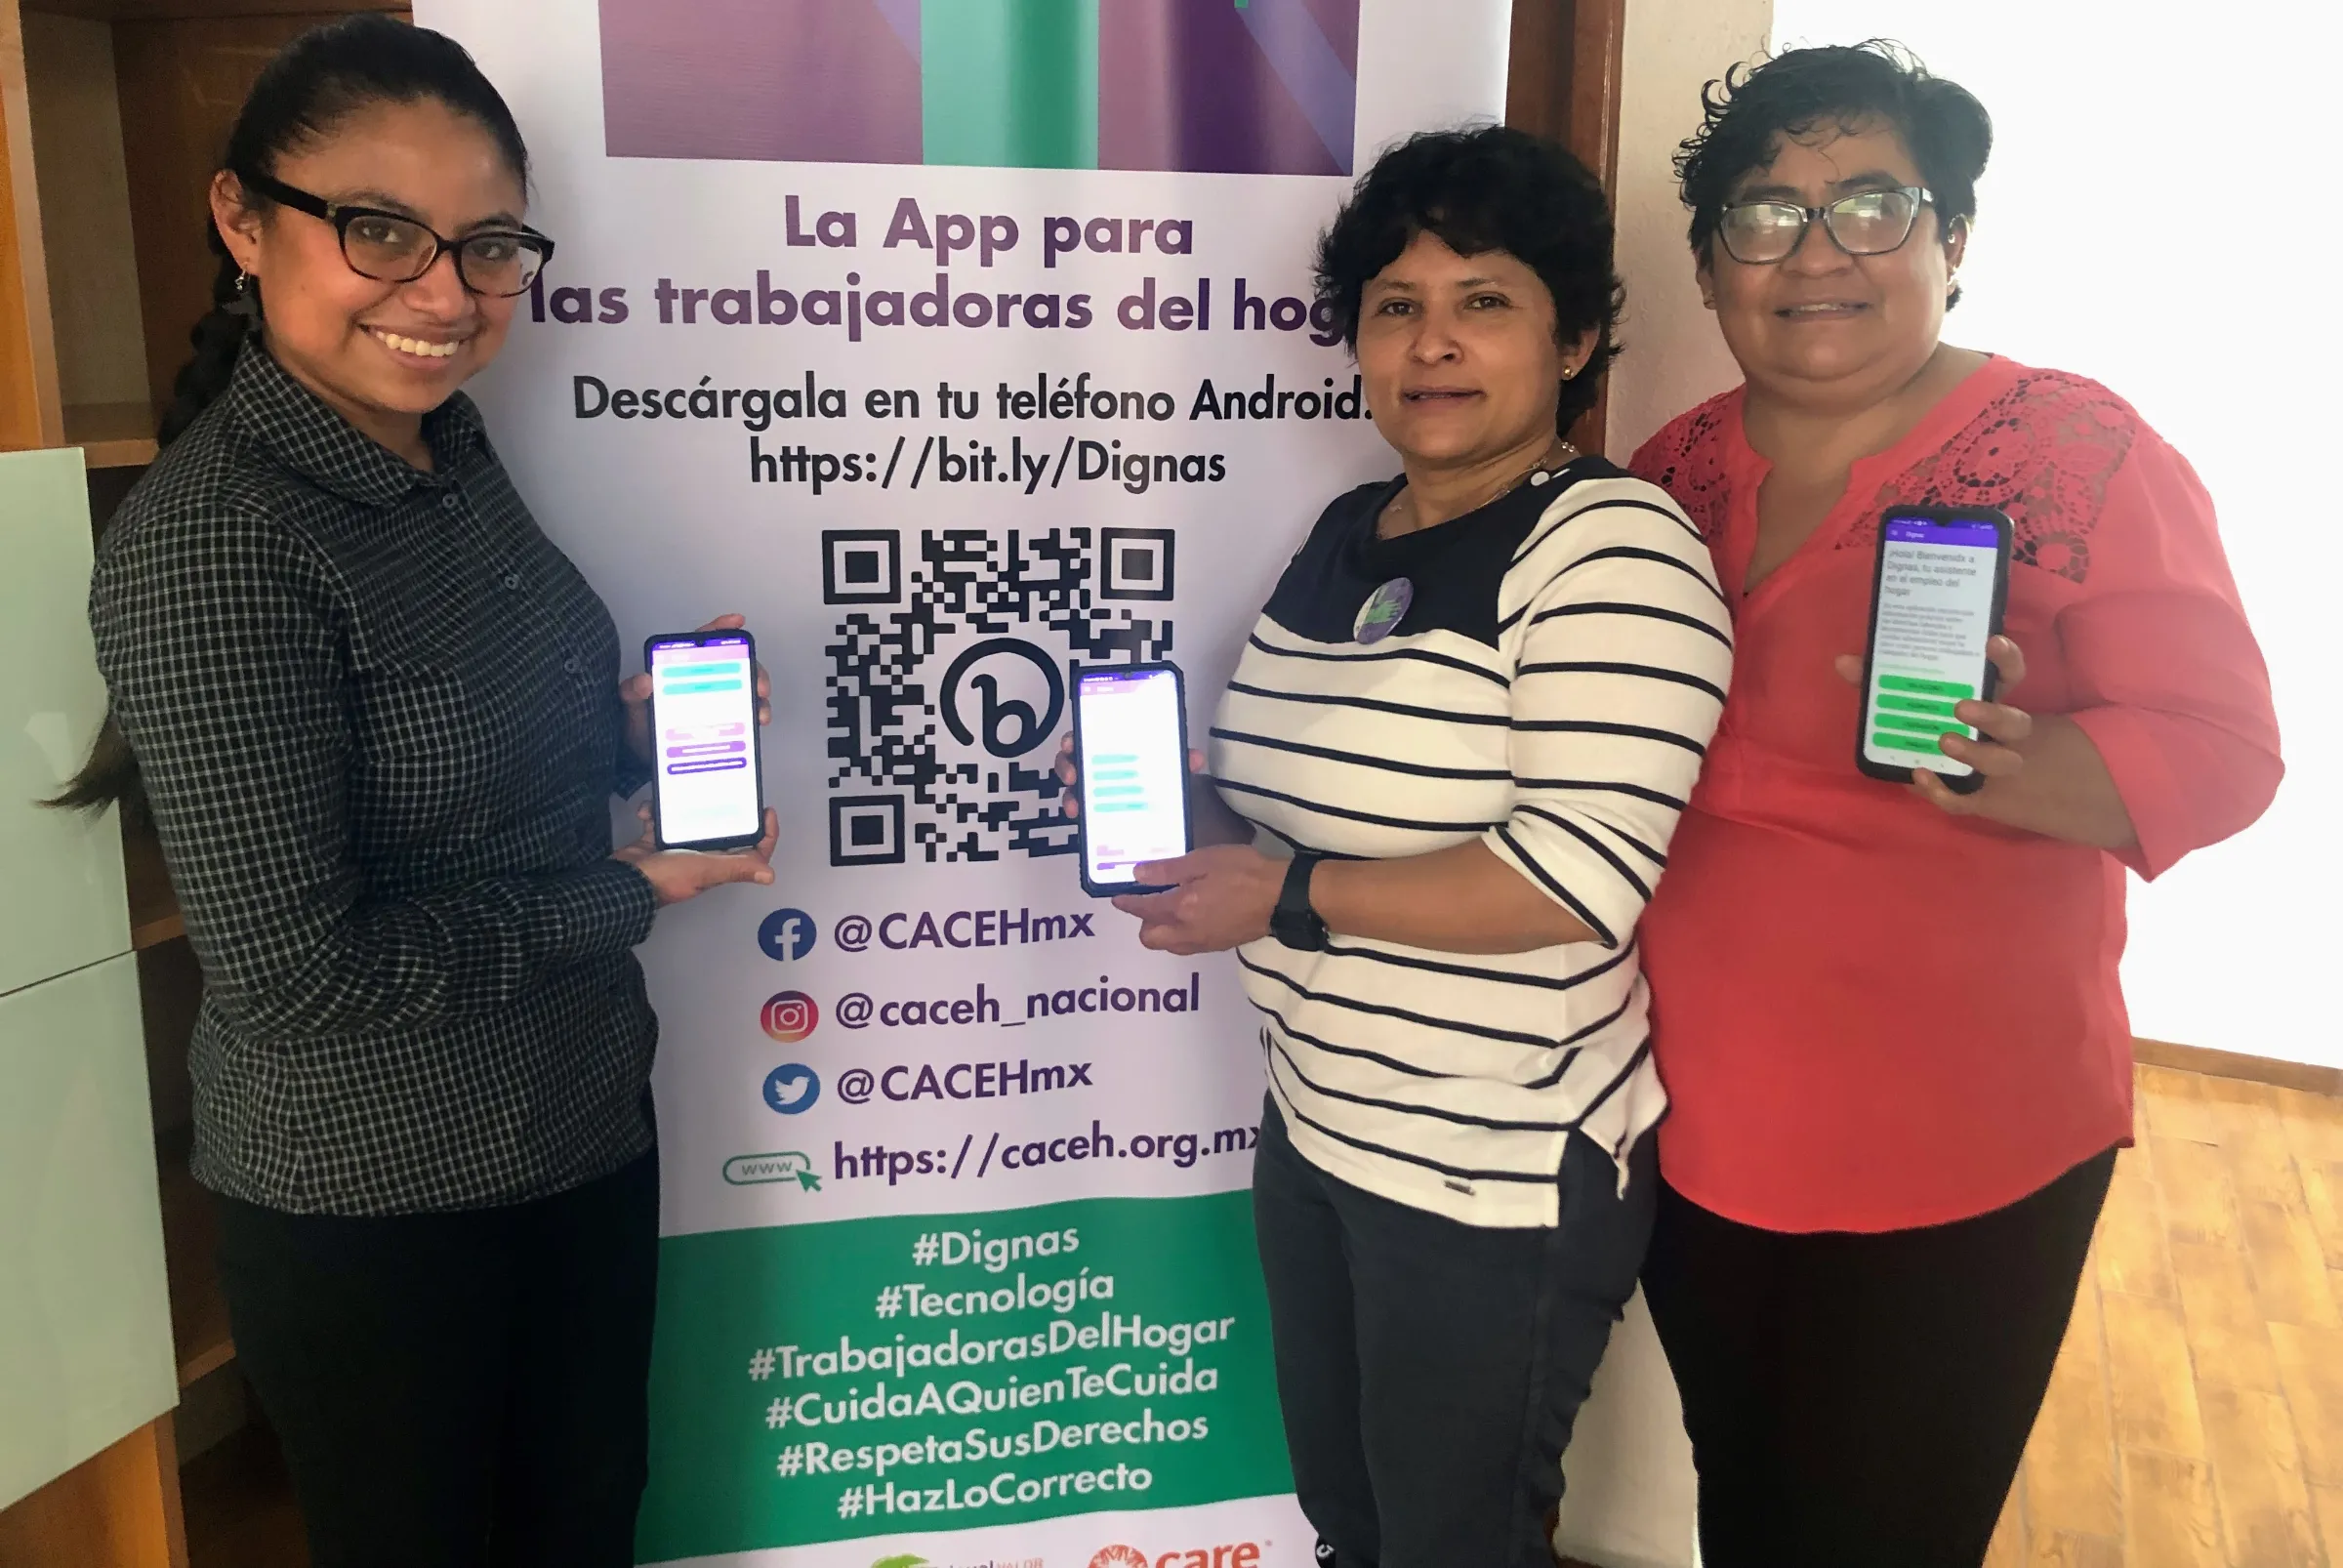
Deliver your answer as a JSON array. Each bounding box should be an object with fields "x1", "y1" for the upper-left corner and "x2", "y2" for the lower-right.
[
  {"x1": 1252, "y1": 1100, "x2": 1655, "y2": 1568},
  {"x1": 214, "y1": 1151, "x2": 660, "y2": 1568},
  {"x1": 1642, "y1": 1149, "x2": 2117, "y2": 1568}
]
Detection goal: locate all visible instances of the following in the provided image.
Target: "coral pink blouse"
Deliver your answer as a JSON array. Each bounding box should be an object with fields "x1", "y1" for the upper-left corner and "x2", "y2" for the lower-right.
[{"x1": 1629, "y1": 357, "x2": 2281, "y2": 1233}]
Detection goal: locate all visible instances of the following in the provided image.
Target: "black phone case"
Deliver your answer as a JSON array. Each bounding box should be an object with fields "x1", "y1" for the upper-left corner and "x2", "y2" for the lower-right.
[
  {"x1": 1072, "y1": 660, "x2": 1192, "y2": 897},
  {"x1": 1855, "y1": 505, "x2": 2014, "y2": 795},
  {"x1": 645, "y1": 630, "x2": 767, "y2": 850}
]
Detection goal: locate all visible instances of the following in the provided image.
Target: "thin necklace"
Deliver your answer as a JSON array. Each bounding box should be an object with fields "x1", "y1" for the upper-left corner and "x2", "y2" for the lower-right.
[{"x1": 1381, "y1": 436, "x2": 1582, "y2": 538}]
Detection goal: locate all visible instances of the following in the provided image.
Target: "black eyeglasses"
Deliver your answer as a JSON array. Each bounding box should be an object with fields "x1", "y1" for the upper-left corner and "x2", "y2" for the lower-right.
[
  {"x1": 1716, "y1": 186, "x2": 1935, "y2": 266},
  {"x1": 236, "y1": 168, "x2": 555, "y2": 297}
]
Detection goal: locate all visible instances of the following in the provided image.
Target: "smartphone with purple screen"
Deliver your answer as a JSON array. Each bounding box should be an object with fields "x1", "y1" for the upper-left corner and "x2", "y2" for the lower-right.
[
  {"x1": 1072, "y1": 662, "x2": 1192, "y2": 896},
  {"x1": 1857, "y1": 506, "x2": 2013, "y2": 794},
  {"x1": 645, "y1": 630, "x2": 765, "y2": 849}
]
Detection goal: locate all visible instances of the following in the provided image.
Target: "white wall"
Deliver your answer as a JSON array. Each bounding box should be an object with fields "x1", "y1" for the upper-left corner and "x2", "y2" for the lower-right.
[
  {"x1": 1608, "y1": 0, "x2": 1773, "y2": 456},
  {"x1": 1551, "y1": 5, "x2": 1773, "y2": 1566}
]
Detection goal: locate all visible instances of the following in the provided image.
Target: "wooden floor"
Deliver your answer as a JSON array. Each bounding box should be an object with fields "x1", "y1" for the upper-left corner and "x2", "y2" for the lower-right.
[
  {"x1": 148, "y1": 1064, "x2": 2343, "y2": 1568},
  {"x1": 1985, "y1": 1064, "x2": 2343, "y2": 1567}
]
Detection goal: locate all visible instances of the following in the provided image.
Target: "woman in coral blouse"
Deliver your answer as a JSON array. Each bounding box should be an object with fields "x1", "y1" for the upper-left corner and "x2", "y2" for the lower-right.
[{"x1": 1627, "y1": 43, "x2": 2282, "y2": 1565}]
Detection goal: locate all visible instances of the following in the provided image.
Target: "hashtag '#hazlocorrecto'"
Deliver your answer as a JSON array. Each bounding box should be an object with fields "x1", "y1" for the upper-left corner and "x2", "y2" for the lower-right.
[
  {"x1": 748, "y1": 1347, "x2": 777, "y2": 1381},
  {"x1": 838, "y1": 1484, "x2": 864, "y2": 1519}
]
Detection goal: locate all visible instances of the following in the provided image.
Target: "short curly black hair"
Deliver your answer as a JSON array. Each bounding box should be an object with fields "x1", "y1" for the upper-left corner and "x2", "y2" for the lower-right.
[
  {"x1": 1675, "y1": 41, "x2": 1991, "y2": 305},
  {"x1": 1314, "y1": 125, "x2": 1624, "y2": 434}
]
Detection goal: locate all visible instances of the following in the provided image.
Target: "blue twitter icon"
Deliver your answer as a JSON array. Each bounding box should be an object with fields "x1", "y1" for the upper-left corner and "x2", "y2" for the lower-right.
[{"x1": 762, "y1": 1064, "x2": 821, "y2": 1115}]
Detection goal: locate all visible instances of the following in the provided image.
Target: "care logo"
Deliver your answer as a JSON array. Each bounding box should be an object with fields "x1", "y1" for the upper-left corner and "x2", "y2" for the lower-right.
[
  {"x1": 761, "y1": 990, "x2": 819, "y2": 1042},
  {"x1": 758, "y1": 907, "x2": 817, "y2": 962},
  {"x1": 1096, "y1": 1547, "x2": 1261, "y2": 1568}
]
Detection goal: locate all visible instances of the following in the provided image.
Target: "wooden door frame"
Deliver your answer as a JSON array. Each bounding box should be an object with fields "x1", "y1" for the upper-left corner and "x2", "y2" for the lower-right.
[
  {"x1": 0, "y1": 0, "x2": 63, "y2": 450},
  {"x1": 1504, "y1": 0, "x2": 1627, "y2": 453}
]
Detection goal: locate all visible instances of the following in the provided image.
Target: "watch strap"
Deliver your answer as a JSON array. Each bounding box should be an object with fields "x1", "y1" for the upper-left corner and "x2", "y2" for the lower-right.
[{"x1": 1272, "y1": 852, "x2": 1329, "y2": 951}]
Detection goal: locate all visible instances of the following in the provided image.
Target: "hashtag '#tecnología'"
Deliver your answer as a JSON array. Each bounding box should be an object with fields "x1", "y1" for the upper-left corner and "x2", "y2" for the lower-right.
[
  {"x1": 912, "y1": 1232, "x2": 939, "y2": 1265},
  {"x1": 748, "y1": 1346, "x2": 777, "y2": 1381},
  {"x1": 875, "y1": 1285, "x2": 903, "y2": 1318}
]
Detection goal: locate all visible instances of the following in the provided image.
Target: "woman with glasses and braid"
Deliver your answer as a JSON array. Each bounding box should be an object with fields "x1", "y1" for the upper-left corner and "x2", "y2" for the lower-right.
[
  {"x1": 1625, "y1": 42, "x2": 2281, "y2": 1566},
  {"x1": 54, "y1": 19, "x2": 776, "y2": 1565}
]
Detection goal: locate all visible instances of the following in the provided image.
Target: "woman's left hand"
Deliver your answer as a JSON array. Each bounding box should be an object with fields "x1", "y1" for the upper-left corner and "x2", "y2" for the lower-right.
[
  {"x1": 622, "y1": 613, "x2": 772, "y2": 765},
  {"x1": 1834, "y1": 634, "x2": 2033, "y2": 815},
  {"x1": 1111, "y1": 845, "x2": 1286, "y2": 955}
]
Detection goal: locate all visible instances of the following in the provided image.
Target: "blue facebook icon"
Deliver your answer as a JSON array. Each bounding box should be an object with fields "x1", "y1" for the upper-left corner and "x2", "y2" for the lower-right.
[{"x1": 759, "y1": 908, "x2": 816, "y2": 962}]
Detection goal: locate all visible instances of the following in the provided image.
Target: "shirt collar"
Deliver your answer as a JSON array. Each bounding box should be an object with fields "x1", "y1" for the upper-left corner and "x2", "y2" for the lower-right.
[{"x1": 225, "y1": 338, "x2": 488, "y2": 508}]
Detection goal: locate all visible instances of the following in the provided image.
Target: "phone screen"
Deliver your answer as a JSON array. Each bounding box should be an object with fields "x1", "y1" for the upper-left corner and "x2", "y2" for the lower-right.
[
  {"x1": 1076, "y1": 666, "x2": 1190, "y2": 889},
  {"x1": 650, "y1": 634, "x2": 762, "y2": 846},
  {"x1": 1863, "y1": 516, "x2": 2003, "y2": 778}
]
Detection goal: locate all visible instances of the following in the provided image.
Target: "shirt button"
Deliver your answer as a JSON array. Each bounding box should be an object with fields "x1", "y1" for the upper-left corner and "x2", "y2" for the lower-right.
[
  {"x1": 502, "y1": 572, "x2": 522, "y2": 591},
  {"x1": 440, "y1": 493, "x2": 461, "y2": 513},
  {"x1": 562, "y1": 657, "x2": 581, "y2": 675}
]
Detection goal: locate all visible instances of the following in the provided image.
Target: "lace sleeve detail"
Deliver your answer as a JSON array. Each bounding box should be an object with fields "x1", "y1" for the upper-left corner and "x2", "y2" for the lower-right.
[
  {"x1": 1629, "y1": 398, "x2": 1734, "y2": 542},
  {"x1": 1844, "y1": 369, "x2": 2140, "y2": 585}
]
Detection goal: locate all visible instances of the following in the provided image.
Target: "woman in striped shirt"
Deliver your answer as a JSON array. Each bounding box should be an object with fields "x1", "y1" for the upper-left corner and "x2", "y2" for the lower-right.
[{"x1": 1062, "y1": 127, "x2": 1731, "y2": 1567}]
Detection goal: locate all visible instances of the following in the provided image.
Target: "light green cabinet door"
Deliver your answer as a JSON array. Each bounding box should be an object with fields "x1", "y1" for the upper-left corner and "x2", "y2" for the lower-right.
[
  {"x1": 0, "y1": 952, "x2": 176, "y2": 1511},
  {"x1": 0, "y1": 447, "x2": 131, "y2": 997}
]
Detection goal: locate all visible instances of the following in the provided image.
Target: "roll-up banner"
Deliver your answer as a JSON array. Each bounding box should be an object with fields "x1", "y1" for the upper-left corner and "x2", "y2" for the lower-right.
[{"x1": 411, "y1": 5, "x2": 1512, "y2": 1562}]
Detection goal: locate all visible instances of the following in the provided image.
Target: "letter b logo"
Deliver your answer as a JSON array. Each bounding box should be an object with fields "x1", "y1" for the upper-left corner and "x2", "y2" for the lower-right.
[{"x1": 939, "y1": 639, "x2": 1063, "y2": 759}]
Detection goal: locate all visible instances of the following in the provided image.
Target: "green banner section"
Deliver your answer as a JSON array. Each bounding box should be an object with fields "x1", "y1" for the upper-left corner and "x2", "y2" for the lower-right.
[
  {"x1": 637, "y1": 1191, "x2": 1291, "y2": 1560},
  {"x1": 923, "y1": 0, "x2": 1101, "y2": 169}
]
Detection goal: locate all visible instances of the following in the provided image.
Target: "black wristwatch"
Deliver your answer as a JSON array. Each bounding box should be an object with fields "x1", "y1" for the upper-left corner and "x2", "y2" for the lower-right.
[{"x1": 1270, "y1": 852, "x2": 1330, "y2": 951}]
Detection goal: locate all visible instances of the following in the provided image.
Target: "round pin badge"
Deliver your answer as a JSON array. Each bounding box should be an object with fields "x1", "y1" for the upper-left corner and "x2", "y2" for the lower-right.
[{"x1": 1354, "y1": 576, "x2": 1414, "y2": 643}]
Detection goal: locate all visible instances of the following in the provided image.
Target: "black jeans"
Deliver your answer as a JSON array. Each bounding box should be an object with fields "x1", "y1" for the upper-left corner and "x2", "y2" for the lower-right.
[
  {"x1": 1252, "y1": 1099, "x2": 1655, "y2": 1568},
  {"x1": 214, "y1": 1150, "x2": 660, "y2": 1568},
  {"x1": 1642, "y1": 1148, "x2": 2117, "y2": 1568}
]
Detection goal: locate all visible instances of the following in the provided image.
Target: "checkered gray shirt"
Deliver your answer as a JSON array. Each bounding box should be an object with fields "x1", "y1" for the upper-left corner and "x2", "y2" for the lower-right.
[{"x1": 93, "y1": 343, "x2": 660, "y2": 1215}]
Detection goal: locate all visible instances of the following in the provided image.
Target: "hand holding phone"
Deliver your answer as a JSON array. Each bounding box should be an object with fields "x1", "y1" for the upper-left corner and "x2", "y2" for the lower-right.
[
  {"x1": 613, "y1": 801, "x2": 777, "y2": 904},
  {"x1": 1856, "y1": 506, "x2": 2013, "y2": 794},
  {"x1": 645, "y1": 629, "x2": 768, "y2": 849},
  {"x1": 1070, "y1": 663, "x2": 1193, "y2": 896}
]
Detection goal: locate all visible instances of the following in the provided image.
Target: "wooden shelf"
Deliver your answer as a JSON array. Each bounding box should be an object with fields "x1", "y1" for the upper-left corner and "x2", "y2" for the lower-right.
[
  {"x1": 158, "y1": 1131, "x2": 233, "y2": 1388},
  {"x1": 122, "y1": 815, "x2": 184, "y2": 949},
  {"x1": 66, "y1": 399, "x2": 155, "y2": 468},
  {"x1": 180, "y1": 1419, "x2": 305, "y2": 1568}
]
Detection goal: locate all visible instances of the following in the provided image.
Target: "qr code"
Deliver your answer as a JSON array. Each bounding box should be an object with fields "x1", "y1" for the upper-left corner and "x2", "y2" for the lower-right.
[{"x1": 824, "y1": 527, "x2": 1174, "y2": 867}]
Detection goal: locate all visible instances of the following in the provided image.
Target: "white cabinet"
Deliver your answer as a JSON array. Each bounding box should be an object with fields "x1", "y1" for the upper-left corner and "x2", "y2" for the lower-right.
[{"x1": 0, "y1": 953, "x2": 174, "y2": 1510}]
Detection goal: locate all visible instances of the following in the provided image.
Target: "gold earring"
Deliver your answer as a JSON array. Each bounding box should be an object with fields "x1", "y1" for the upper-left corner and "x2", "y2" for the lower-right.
[{"x1": 1561, "y1": 364, "x2": 1578, "y2": 381}]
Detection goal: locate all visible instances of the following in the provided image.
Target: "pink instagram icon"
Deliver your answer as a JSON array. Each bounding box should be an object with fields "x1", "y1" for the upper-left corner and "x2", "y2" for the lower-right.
[{"x1": 761, "y1": 991, "x2": 818, "y2": 1043}]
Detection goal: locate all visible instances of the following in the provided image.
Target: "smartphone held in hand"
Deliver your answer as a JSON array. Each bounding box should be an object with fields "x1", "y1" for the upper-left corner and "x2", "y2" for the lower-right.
[
  {"x1": 1856, "y1": 506, "x2": 2013, "y2": 794},
  {"x1": 645, "y1": 629, "x2": 766, "y2": 849},
  {"x1": 1072, "y1": 662, "x2": 1193, "y2": 896}
]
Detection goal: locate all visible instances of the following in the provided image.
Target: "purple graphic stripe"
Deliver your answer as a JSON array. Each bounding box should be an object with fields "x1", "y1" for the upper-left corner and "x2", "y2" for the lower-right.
[
  {"x1": 666, "y1": 758, "x2": 751, "y2": 776},
  {"x1": 599, "y1": 0, "x2": 921, "y2": 164},
  {"x1": 1235, "y1": 0, "x2": 1354, "y2": 173},
  {"x1": 1098, "y1": 0, "x2": 1356, "y2": 176},
  {"x1": 870, "y1": 0, "x2": 920, "y2": 58}
]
